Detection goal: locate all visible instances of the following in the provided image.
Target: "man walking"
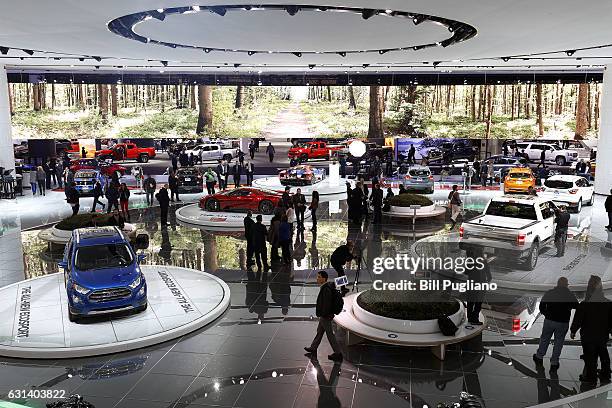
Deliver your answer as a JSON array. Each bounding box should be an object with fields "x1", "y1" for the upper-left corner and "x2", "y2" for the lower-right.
[
  {"x1": 538, "y1": 148, "x2": 546, "y2": 169},
  {"x1": 233, "y1": 162, "x2": 242, "y2": 188},
  {"x1": 266, "y1": 143, "x2": 275, "y2": 163},
  {"x1": 554, "y1": 205, "x2": 570, "y2": 257},
  {"x1": 215, "y1": 160, "x2": 225, "y2": 190},
  {"x1": 570, "y1": 275, "x2": 612, "y2": 383},
  {"x1": 144, "y1": 174, "x2": 157, "y2": 207},
  {"x1": 156, "y1": 184, "x2": 171, "y2": 226},
  {"x1": 448, "y1": 184, "x2": 462, "y2": 229},
  {"x1": 168, "y1": 170, "x2": 180, "y2": 202},
  {"x1": 408, "y1": 144, "x2": 416, "y2": 164},
  {"x1": 245, "y1": 161, "x2": 255, "y2": 186},
  {"x1": 91, "y1": 180, "x2": 105, "y2": 213},
  {"x1": 66, "y1": 182, "x2": 80, "y2": 216},
  {"x1": 244, "y1": 211, "x2": 255, "y2": 269},
  {"x1": 304, "y1": 271, "x2": 343, "y2": 361},
  {"x1": 252, "y1": 215, "x2": 270, "y2": 271},
  {"x1": 293, "y1": 188, "x2": 306, "y2": 230},
  {"x1": 370, "y1": 183, "x2": 384, "y2": 224},
  {"x1": 606, "y1": 189, "x2": 612, "y2": 231},
  {"x1": 204, "y1": 168, "x2": 217, "y2": 195},
  {"x1": 533, "y1": 277, "x2": 578, "y2": 370},
  {"x1": 105, "y1": 181, "x2": 120, "y2": 214},
  {"x1": 249, "y1": 140, "x2": 256, "y2": 160}
]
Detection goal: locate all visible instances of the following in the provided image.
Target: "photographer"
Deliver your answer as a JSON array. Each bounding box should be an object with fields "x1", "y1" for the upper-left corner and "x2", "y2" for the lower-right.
[{"x1": 554, "y1": 205, "x2": 570, "y2": 257}]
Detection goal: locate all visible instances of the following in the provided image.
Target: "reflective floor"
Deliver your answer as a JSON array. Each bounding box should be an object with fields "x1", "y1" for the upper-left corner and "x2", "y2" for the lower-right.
[{"x1": 1, "y1": 192, "x2": 612, "y2": 407}]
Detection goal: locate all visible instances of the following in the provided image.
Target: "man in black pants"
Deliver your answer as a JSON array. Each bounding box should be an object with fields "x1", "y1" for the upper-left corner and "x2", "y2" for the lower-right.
[
  {"x1": 330, "y1": 241, "x2": 354, "y2": 281},
  {"x1": 554, "y1": 205, "x2": 570, "y2": 257},
  {"x1": 244, "y1": 211, "x2": 255, "y2": 269},
  {"x1": 168, "y1": 171, "x2": 180, "y2": 202},
  {"x1": 252, "y1": 215, "x2": 269, "y2": 271},
  {"x1": 370, "y1": 183, "x2": 383, "y2": 224},
  {"x1": 304, "y1": 271, "x2": 343, "y2": 361},
  {"x1": 65, "y1": 182, "x2": 80, "y2": 216},
  {"x1": 538, "y1": 148, "x2": 546, "y2": 168},
  {"x1": 144, "y1": 174, "x2": 157, "y2": 207},
  {"x1": 91, "y1": 180, "x2": 105, "y2": 213},
  {"x1": 571, "y1": 275, "x2": 612, "y2": 383},
  {"x1": 293, "y1": 188, "x2": 306, "y2": 230},
  {"x1": 266, "y1": 143, "x2": 275, "y2": 163},
  {"x1": 156, "y1": 184, "x2": 171, "y2": 226},
  {"x1": 605, "y1": 189, "x2": 612, "y2": 231}
]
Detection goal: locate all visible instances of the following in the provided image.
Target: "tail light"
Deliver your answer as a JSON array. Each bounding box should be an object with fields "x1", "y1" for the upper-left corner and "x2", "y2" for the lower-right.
[
  {"x1": 569, "y1": 188, "x2": 578, "y2": 194},
  {"x1": 459, "y1": 226, "x2": 464, "y2": 238},
  {"x1": 517, "y1": 233, "x2": 526, "y2": 245},
  {"x1": 512, "y1": 318, "x2": 521, "y2": 333},
  {"x1": 405, "y1": 175, "x2": 410, "y2": 179},
  {"x1": 428, "y1": 175, "x2": 434, "y2": 180}
]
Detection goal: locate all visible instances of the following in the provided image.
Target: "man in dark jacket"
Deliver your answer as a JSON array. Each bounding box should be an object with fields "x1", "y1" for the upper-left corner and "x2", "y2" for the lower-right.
[
  {"x1": 168, "y1": 171, "x2": 180, "y2": 202},
  {"x1": 407, "y1": 144, "x2": 416, "y2": 164},
  {"x1": 304, "y1": 271, "x2": 342, "y2": 361},
  {"x1": 266, "y1": 143, "x2": 275, "y2": 163},
  {"x1": 156, "y1": 184, "x2": 171, "y2": 226},
  {"x1": 66, "y1": 182, "x2": 80, "y2": 216},
  {"x1": 215, "y1": 160, "x2": 225, "y2": 190},
  {"x1": 606, "y1": 189, "x2": 612, "y2": 231},
  {"x1": 244, "y1": 211, "x2": 255, "y2": 269},
  {"x1": 370, "y1": 183, "x2": 384, "y2": 224},
  {"x1": 330, "y1": 242, "x2": 354, "y2": 279},
  {"x1": 144, "y1": 174, "x2": 157, "y2": 207},
  {"x1": 252, "y1": 215, "x2": 269, "y2": 271},
  {"x1": 571, "y1": 275, "x2": 612, "y2": 382},
  {"x1": 105, "y1": 181, "x2": 120, "y2": 214},
  {"x1": 232, "y1": 162, "x2": 242, "y2": 188},
  {"x1": 293, "y1": 188, "x2": 306, "y2": 230},
  {"x1": 245, "y1": 161, "x2": 254, "y2": 186},
  {"x1": 554, "y1": 205, "x2": 571, "y2": 257},
  {"x1": 281, "y1": 187, "x2": 292, "y2": 209},
  {"x1": 534, "y1": 277, "x2": 579, "y2": 369},
  {"x1": 91, "y1": 180, "x2": 105, "y2": 213}
]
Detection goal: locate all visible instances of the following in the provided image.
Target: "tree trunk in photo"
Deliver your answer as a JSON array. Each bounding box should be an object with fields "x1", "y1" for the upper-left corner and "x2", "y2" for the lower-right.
[
  {"x1": 160, "y1": 85, "x2": 165, "y2": 112},
  {"x1": 196, "y1": 85, "x2": 213, "y2": 135},
  {"x1": 51, "y1": 84, "x2": 55, "y2": 110},
  {"x1": 326, "y1": 86, "x2": 332, "y2": 102},
  {"x1": 190, "y1": 85, "x2": 197, "y2": 110},
  {"x1": 7, "y1": 84, "x2": 14, "y2": 116},
  {"x1": 97, "y1": 84, "x2": 109, "y2": 120},
  {"x1": 516, "y1": 85, "x2": 522, "y2": 118},
  {"x1": 574, "y1": 83, "x2": 589, "y2": 139},
  {"x1": 235, "y1": 85, "x2": 245, "y2": 110},
  {"x1": 348, "y1": 85, "x2": 357, "y2": 109},
  {"x1": 485, "y1": 86, "x2": 495, "y2": 139},
  {"x1": 587, "y1": 84, "x2": 592, "y2": 129},
  {"x1": 33, "y1": 84, "x2": 41, "y2": 111},
  {"x1": 367, "y1": 85, "x2": 384, "y2": 140},
  {"x1": 524, "y1": 84, "x2": 531, "y2": 119},
  {"x1": 110, "y1": 84, "x2": 118, "y2": 116},
  {"x1": 536, "y1": 83, "x2": 544, "y2": 136},
  {"x1": 470, "y1": 85, "x2": 476, "y2": 121},
  {"x1": 510, "y1": 85, "x2": 515, "y2": 120},
  {"x1": 594, "y1": 87, "x2": 600, "y2": 130}
]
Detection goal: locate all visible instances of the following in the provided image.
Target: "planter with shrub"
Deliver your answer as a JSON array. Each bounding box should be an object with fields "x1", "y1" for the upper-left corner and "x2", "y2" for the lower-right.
[{"x1": 386, "y1": 193, "x2": 438, "y2": 215}]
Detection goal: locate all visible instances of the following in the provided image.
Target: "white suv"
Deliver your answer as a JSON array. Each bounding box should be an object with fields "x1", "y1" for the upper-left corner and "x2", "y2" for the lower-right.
[
  {"x1": 515, "y1": 142, "x2": 578, "y2": 166},
  {"x1": 539, "y1": 175, "x2": 594, "y2": 212}
]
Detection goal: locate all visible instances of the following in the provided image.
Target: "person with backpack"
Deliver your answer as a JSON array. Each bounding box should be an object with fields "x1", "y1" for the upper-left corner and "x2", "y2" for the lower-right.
[
  {"x1": 448, "y1": 184, "x2": 462, "y2": 229},
  {"x1": 304, "y1": 271, "x2": 343, "y2": 361}
]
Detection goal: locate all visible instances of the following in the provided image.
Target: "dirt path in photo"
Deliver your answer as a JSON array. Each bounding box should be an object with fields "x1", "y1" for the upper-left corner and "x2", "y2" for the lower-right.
[{"x1": 259, "y1": 101, "x2": 313, "y2": 143}]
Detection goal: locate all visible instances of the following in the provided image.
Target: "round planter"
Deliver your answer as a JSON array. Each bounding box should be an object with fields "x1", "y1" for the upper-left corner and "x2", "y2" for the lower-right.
[
  {"x1": 389, "y1": 203, "x2": 436, "y2": 215},
  {"x1": 353, "y1": 292, "x2": 464, "y2": 334}
]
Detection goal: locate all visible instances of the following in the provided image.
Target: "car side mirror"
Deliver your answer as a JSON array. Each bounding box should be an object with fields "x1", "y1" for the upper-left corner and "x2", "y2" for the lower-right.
[
  {"x1": 137, "y1": 254, "x2": 146, "y2": 264},
  {"x1": 58, "y1": 261, "x2": 68, "y2": 270}
]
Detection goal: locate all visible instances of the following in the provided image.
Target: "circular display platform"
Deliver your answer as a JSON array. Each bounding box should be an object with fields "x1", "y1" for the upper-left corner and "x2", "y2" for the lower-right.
[
  {"x1": 0, "y1": 265, "x2": 230, "y2": 358},
  {"x1": 176, "y1": 204, "x2": 311, "y2": 230},
  {"x1": 252, "y1": 176, "x2": 349, "y2": 198},
  {"x1": 384, "y1": 204, "x2": 447, "y2": 219},
  {"x1": 38, "y1": 223, "x2": 138, "y2": 246},
  {"x1": 412, "y1": 233, "x2": 612, "y2": 292}
]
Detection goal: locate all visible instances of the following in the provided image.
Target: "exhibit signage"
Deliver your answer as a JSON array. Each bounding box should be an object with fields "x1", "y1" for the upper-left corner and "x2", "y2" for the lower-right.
[{"x1": 157, "y1": 271, "x2": 195, "y2": 314}]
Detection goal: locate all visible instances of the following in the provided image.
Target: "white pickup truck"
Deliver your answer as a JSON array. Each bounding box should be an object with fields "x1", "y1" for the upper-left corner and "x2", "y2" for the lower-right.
[{"x1": 459, "y1": 195, "x2": 558, "y2": 270}]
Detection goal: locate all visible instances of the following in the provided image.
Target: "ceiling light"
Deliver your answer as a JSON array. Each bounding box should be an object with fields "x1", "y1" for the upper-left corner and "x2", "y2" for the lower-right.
[
  {"x1": 362, "y1": 64, "x2": 369, "y2": 68},
  {"x1": 267, "y1": 51, "x2": 273, "y2": 54},
  {"x1": 79, "y1": 57, "x2": 84, "y2": 62},
  {"x1": 161, "y1": 60, "x2": 168, "y2": 66},
  {"x1": 209, "y1": 6, "x2": 227, "y2": 16},
  {"x1": 0, "y1": 47, "x2": 9, "y2": 55},
  {"x1": 204, "y1": 48, "x2": 211, "y2": 53},
  {"x1": 285, "y1": 6, "x2": 299, "y2": 16},
  {"x1": 95, "y1": 66, "x2": 100, "y2": 69},
  {"x1": 22, "y1": 49, "x2": 34, "y2": 55},
  {"x1": 413, "y1": 15, "x2": 426, "y2": 25},
  {"x1": 379, "y1": 49, "x2": 389, "y2": 55},
  {"x1": 338, "y1": 52, "x2": 347, "y2": 57},
  {"x1": 308, "y1": 64, "x2": 315, "y2": 69},
  {"x1": 432, "y1": 61, "x2": 441, "y2": 67},
  {"x1": 234, "y1": 63, "x2": 241, "y2": 68},
  {"x1": 93, "y1": 56, "x2": 102, "y2": 62},
  {"x1": 243, "y1": 6, "x2": 252, "y2": 10},
  {"x1": 502, "y1": 57, "x2": 510, "y2": 62},
  {"x1": 159, "y1": 70, "x2": 165, "y2": 73},
  {"x1": 317, "y1": 7, "x2": 328, "y2": 11},
  {"x1": 566, "y1": 50, "x2": 576, "y2": 56},
  {"x1": 248, "y1": 51, "x2": 256, "y2": 56},
  {"x1": 361, "y1": 9, "x2": 377, "y2": 20},
  {"x1": 292, "y1": 52, "x2": 302, "y2": 57}
]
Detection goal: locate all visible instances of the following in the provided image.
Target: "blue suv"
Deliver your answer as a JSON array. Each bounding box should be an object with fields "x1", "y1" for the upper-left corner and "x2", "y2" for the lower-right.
[
  {"x1": 59, "y1": 226, "x2": 147, "y2": 322},
  {"x1": 74, "y1": 169, "x2": 106, "y2": 196}
]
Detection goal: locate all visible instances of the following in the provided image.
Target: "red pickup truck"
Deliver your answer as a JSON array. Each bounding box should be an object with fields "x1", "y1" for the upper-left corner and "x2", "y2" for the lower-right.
[
  {"x1": 288, "y1": 141, "x2": 347, "y2": 161},
  {"x1": 95, "y1": 143, "x2": 156, "y2": 163}
]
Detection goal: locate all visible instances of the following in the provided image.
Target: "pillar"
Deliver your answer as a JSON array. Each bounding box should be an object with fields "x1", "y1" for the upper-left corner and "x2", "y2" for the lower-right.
[
  {"x1": 0, "y1": 65, "x2": 15, "y2": 171},
  {"x1": 596, "y1": 66, "x2": 612, "y2": 194}
]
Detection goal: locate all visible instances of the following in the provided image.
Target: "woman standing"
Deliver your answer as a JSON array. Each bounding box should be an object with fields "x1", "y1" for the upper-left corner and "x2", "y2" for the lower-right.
[
  {"x1": 309, "y1": 190, "x2": 319, "y2": 232},
  {"x1": 29, "y1": 167, "x2": 37, "y2": 195},
  {"x1": 118, "y1": 183, "x2": 131, "y2": 220},
  {"x1": 448, "y1": 184, "x2": 462, "y2": 229},
  {"x1": 36, "y1": 166, "x2": 46, "y2": 196}
]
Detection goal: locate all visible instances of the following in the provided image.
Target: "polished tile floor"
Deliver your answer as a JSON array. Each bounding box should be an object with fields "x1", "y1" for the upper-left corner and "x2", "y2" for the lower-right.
[{"x1": 1, "y1": 195, "x2": 612, "y2": 407}]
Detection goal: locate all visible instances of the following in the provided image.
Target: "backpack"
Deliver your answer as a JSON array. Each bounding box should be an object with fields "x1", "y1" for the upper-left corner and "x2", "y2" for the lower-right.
[
  {"x1": 331, "y1": 286, "x2": 344, "y2": 315},
  {"x1": 438, "y1": 316, "x2": 458, "y2": 336}
]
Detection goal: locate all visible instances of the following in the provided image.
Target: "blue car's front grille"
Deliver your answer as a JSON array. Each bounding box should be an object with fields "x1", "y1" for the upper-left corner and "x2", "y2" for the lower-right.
[{"x1": 89, "y1": 287, "x2": 131, "y2": 302}]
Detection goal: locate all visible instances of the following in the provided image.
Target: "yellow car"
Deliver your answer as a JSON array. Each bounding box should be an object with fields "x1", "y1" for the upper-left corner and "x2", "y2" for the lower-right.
[{"x1": 503, "y1": 167, "x2": 536, "y2": 194}]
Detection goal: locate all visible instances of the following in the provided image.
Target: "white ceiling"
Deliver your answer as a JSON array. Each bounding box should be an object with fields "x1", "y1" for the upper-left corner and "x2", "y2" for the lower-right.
[{"x1": 0, "y1": 0, "x2": 611, "y2": 74}]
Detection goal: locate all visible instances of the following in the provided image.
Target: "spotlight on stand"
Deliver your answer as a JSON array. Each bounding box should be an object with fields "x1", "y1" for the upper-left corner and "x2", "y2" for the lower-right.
[
  {"x1": 0, "y1": 47, "x2": 8, "y2": 55},
  {"x1": 292, "y1": 52, "x2": 302, "y2": 57},
  {"x1": 22, "y1": 49, "x2": 34, "y2": 55},
  {"x1": 285, "y1": 6, "x2": 300, "y2": 16},
  {"x1": 209, "y1": 6, "x2": 227, "y2": 16},
  {"x1": 566, "y1": 50, "x2": 576, "y2": 56},
  {"x1": 361, "y1": 9, "x2": 378, "y2": 20},
  {"x1": 349, "y1": 140, "x2": 366, "y2": 158}
]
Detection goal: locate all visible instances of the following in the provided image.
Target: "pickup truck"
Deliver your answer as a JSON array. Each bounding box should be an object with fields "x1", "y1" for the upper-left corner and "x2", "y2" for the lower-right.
[
  {"x1": 515, "y1": 141, "x2": 578, "y2": 166},
  {"x1": 95, "y1": 143, "x2": 156, "y2": 163},
  {"x1": 288, "y1": 141, "x2": 347, "y2": 161},
  {"x1": 459, "y1": 195, "x2": 558, "y2": 270},
  {"x1": 184, "y1": 143, "x2": 239, "y2": 162}
]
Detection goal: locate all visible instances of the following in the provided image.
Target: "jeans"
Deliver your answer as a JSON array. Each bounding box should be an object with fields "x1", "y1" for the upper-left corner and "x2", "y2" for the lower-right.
[
  {"x1": 536, "y1": 319, "x2": 569, "y2": 364},
  {"x1": 30, "y1": 182, "x2": 36, "y2": 195},
  {"x1": 555, "y1": 228, "x2": 568, "y2": 256},
  {"x1": 310, "y1": 316, "x2": 341, "y2": 353},
  {"x1": 146, "y1": 191, "x2": 154, "y2": 206},
  {"x1": 37, "y1": 180, "x2": 46, "y2": 195}
]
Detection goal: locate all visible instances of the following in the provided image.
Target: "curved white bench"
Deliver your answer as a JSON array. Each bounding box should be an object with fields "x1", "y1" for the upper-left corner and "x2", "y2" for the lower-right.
[
  {"x1": 334, "y1": 293, "x2": 485, "y2": 360},
  {"x1": 383, "y1": 204, "x2": 447, "y2": 219}
]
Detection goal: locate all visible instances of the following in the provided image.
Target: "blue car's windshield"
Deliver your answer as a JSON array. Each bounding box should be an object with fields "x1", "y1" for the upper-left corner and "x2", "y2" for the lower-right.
[{"x1": 75, "y1": 244, "x2": 133, "y2": 271}]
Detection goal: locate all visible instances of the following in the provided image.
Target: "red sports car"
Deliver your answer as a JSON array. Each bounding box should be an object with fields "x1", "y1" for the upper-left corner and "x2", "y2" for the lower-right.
[
  {"x1": 199, "y1": 187, "x2": 282, "y2": 215},
  {"x1": 70, "y1": 158, "x2": 126, "y2": 178}
]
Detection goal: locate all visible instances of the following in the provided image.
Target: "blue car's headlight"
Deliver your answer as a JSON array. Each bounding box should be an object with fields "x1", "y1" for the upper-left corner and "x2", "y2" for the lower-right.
[
  {"x1": 72, "y1": 283, "x2": 90, "y2": 295},
  {"x1": 129, "y1": 274, "x2": 143, "y2": 290}
]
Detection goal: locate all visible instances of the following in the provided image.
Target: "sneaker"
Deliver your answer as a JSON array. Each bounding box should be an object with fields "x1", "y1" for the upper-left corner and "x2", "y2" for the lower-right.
[
  {"x1": 304, "y1": 347, "x2": 316, "y2": 354},
  {"x1": 533, "y1": 354, "x2": 544, "y2": 365},
  {"x1": 328, "y1": 353, "x2": 343, "y2": 361}
]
